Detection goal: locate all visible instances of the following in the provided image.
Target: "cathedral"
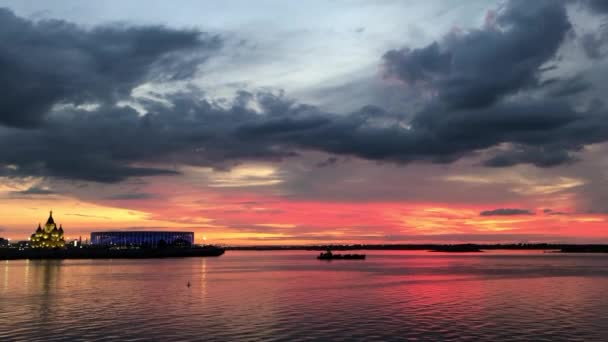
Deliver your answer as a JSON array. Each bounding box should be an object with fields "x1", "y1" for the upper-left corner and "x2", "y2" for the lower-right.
[{"x1": 30, "y1": 211, "x2": 65, "y2": 248}]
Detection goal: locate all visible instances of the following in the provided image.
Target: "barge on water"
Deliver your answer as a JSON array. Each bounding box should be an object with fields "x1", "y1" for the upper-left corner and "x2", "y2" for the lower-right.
[{"x1": 317, "y1": 250, "x2": 366, "y2": 260}]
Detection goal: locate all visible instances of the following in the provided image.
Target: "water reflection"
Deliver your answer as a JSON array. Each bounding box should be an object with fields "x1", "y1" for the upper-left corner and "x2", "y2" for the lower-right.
[
  {"x1": 0, "y1": 251, "x2": 607, "y2": 341},
  {"x1": 200, "y1": 258, "x2": 207, "y2": 298},
  {"x1": 2, "y1": 260, "x2": 8, "y2": 291},
  {"x1": 24, "y1": 259, "x2": 29, "y2": 287},
  {"x1": 31, "y1": 260, "x2": 62, "y2": 322}
]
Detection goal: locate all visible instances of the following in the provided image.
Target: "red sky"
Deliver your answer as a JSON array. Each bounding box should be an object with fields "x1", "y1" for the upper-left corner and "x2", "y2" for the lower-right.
[
  {"x1": 3, "y1": 152, "x2": 607, "y2": 245},
  {"x1": 1, "y1": 1, "x2": 608, "y2": 245}
]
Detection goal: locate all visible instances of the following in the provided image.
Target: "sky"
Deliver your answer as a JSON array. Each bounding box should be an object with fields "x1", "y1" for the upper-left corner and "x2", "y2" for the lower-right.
[{"x1": 1, "y1": 0, "x2": 608, "y2": 245}]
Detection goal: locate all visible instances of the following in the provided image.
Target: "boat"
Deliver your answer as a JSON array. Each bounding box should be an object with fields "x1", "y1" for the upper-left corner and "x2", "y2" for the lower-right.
[{"x1": 317, "y1": 250, "x2": 366, "y2": 260}]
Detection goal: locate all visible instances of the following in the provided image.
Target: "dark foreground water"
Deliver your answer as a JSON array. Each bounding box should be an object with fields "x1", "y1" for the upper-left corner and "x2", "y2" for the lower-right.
[{"x1": 2, "y1": 250, "x2": 608, "y2": 341}]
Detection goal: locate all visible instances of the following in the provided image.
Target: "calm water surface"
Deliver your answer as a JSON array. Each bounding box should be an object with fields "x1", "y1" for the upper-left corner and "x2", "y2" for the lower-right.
[{"x1": 2, "y1": 250, "x2": 608, "y2": 341}]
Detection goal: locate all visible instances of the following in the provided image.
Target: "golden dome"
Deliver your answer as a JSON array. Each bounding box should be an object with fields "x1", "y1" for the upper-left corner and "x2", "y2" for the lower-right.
[{"x1": 30, "y1": 211, "x2": 65, "y2": 249}]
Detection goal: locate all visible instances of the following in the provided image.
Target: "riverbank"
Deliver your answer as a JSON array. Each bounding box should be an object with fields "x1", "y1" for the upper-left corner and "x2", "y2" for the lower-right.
[{"x1": 0, "y1": 246, "x2": 225, "y2": 260}]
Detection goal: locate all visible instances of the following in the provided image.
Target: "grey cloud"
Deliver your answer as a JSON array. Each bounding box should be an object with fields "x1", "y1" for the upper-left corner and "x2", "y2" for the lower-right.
[
  {"x1": 106, "y1": 193, "x2": 154, "y2": 200},
  {"x1": 0, "y1": 8, "x2": 221, "y2": 128},
  {"x1": 585, "y1": 0, "x2": 608, "y2": 14},
  {"x1": 581, "y1": 33, "x2": 604, "y2": 59},
  {"x1": 373, "y1": 0, "x2": 608, "y2": 168},
  {"x1": 544, "y1": 75, "x2": 592, "y2": 97},
  {"x1": 12, "y1": 186, "x2": 56, "y2": 195},
  {"x1": 0, "y1": 91, "x2": 301, "y2": 182},
  {"x1": 3, "y1": 87, "x2": 608, "y2": 182},
  {"x1": 480, "y1": 208, "x2": 535, "y2": 216},
  {"x1": 578, "y1": 0, "x2": 608, "y2": 60},
  {"x1": 383, "y1": 42, "x2": 450, "y2": 85},
  {"x1": 483, "y1": 145, "x2": 579, "y2": 168},
  {"x1": 2, "y1": 1, "x2": 608, "y2": 183},
  {"x1": 315, "y1": 157, "x2": 339, "y2": 168},
  {"x1": 383, "y1": 0, "x2": 571, "y2": 109}
]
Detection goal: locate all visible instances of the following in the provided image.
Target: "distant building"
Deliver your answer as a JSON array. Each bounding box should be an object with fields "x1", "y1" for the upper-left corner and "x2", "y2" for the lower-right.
[
  {"x1": 15, "y1": 241, "x2": 30, "y2": 248},
  {"x1": 90, "y1": 231, "x2": 194, "y2": 247},
  {"x1": 0, "y1": 237, "x2": 8, "y2": 248},
  {"x1": 30, "y1": 211, "x2": 65, "y2": 248}
]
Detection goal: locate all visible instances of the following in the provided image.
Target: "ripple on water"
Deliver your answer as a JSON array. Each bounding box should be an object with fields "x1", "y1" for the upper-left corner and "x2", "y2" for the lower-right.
[{"x1": 1, "y1": 252, "x2": 608, "y2": 341}]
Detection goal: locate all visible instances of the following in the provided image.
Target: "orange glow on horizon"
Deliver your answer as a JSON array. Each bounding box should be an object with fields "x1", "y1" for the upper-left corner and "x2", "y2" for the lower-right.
[{"x1": 2, "y1": 184, "x2": 607, "y2": 245}]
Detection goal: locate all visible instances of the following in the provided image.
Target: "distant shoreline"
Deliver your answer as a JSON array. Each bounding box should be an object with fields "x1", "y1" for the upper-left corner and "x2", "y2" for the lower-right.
[{"x1": 225, "y1": 244, "x2": 608, "y2": 253}]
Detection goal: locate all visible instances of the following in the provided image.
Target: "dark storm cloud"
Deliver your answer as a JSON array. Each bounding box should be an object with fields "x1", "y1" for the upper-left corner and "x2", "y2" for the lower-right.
[
  {"x1": 383, "y1": 42, "x2": 450, "y2": 85},
  {"x1": 543, "y1": 75, "x2": 592, "y2": 97},
  {"x1": 383, "y1": 0, "x2": 571, "y2": 109},
  {"x1": 0, "y1": 91, "x2": 302, "y2": 182},
  {"x1": 0, "y1": 8, "x2": 221, "y2": 128},
  {"x1": 581, "y1": 33, "x2": 603, "y2": 59},
  {"x1": 578, "y1": 0, "x2": 608, "y2": 60},
  {"x1": 372, "y1": 0, "x2": 608, "y2": 168},
  {"x1": 2, "y1": 1, "x2": 608, "y2": 184},
  {"x1": 585, "y1": 0, "x2": 608, "y2": 13},
  {"x1": 483, "y1": 145, "x2": 579, "y2": 168},
  {"x1": 3, "y1": 87, "x2": 608, "y2": 182},
  {"x1": 480, "y1": 208, "x2": 535, "y2": 216},
  {"x1": 260, "y1": 99, "x2": 607, "y2": 168}
]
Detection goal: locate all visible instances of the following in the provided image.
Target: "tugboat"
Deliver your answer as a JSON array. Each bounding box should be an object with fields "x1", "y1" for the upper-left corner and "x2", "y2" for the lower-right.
[{"x1": 317, "y1": 249, "x2": 366, "y2": 260}]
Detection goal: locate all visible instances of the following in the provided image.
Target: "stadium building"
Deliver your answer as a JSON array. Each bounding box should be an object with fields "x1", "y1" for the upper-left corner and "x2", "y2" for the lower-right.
[{"x1": 90, "y1": 231, "x2": 194, "y2": 247}]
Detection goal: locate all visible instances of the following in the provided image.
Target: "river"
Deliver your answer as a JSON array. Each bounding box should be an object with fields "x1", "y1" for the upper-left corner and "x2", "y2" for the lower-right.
[{"x1": 2, "y1": 250, "x2": 608, "y2": 341}]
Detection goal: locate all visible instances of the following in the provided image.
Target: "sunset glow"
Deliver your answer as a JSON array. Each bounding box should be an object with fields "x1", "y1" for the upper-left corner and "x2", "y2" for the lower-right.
[{"x1": 0, "y1": 0, "x2": 607, "y2": 245}]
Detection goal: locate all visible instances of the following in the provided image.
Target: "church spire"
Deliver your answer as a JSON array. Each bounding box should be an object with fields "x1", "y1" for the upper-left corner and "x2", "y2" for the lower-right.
[
  {"x1": 31, "y1": 211, "x2": 65, "y2": 248},
  {"x1": 46, "y1": 210, "x2": 55, "y2": 225}
]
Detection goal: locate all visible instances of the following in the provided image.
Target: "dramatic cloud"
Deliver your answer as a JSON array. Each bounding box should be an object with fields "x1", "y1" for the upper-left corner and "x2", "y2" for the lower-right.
[
  {"x1": 374, "y1": 0, "x2": 608, "y2": 168},
  {"x1": 480, "y1": 208, "x2": 534, "y2": 216},
  {"x1": 0, "y1": 90, "x2": 304, "y2": 182},
  {"x1": 483, "y1": 145, "x2": 579, "y2": 168},
  {"x1": 383, "y1": 0, "x2": 571, "y2": 109},
  {"x1": 2, "y1": 87, "x2": 608, "y2": 182},
  {"x1": 2, "y1": 0, "x2": 608, "y2": 244},
  {"x1": 1, "y1": 0, "x2": 608, "y2": 185},
  {"x1": 586, "y1": 0, "x2": 608, "y2": 14},
  {"x1": 0, "y1": 8, "x2": 221, "y2": 128}
]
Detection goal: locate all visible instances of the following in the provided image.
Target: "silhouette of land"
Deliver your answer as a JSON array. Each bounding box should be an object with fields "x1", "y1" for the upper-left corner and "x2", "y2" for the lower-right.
[
  {"x1": 225, "y1": 243, "x2": 608, "y2": 253},
  {"x1": 0, "y1": 245, "x2": 225, "y2": 260},
  {"x1": 428, "y1": 244, "x2": 482, "y2": 252}
]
